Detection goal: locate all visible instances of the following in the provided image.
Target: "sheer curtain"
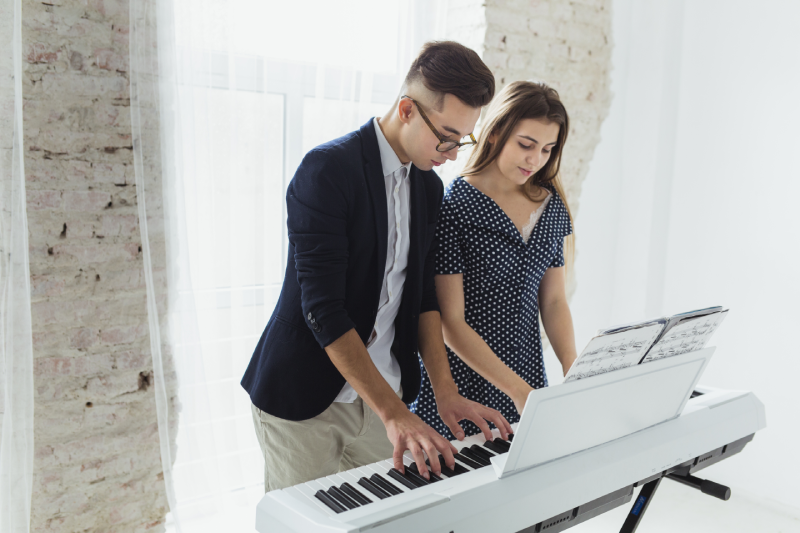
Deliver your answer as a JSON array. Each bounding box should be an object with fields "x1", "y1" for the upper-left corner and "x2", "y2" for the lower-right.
[
  {"x1": 569, "y1": 0, "x2": 800, "y2": 511},
  {"x1": 131, "y1": 1, "x2": 449, "y2": 531},
  {"x1": 0, "y1": 0, "x2": 34, "y2": 530}
]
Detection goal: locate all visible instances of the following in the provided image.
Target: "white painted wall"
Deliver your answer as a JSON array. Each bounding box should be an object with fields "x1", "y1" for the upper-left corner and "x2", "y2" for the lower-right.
[{"x1": 546, "y1": 0, "x2": 800, "y2": 512}]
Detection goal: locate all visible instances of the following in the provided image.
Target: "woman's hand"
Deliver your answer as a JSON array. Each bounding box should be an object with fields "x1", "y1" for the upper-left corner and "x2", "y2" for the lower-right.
[{"x1": 435, "y1": 388, "x2": 513, "y2": 442}]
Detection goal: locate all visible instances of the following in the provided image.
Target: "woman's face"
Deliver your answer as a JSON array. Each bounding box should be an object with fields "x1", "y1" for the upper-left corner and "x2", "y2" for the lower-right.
[{"x1": 494, "y1": 118, "x2": 560, "y2": 187}]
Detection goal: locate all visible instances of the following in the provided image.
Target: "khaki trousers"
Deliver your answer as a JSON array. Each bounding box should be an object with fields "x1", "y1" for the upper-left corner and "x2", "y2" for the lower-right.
[{"x1": 251, "y1": 395, "x2": 395, "y2": 492}]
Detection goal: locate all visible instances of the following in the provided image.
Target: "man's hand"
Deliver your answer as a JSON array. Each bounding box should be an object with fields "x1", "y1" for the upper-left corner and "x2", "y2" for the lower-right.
[
  {"x1": 384, "y1": 409, "x2": 458, "y2": 481},
  {"x1": 436, "y1": 388, "x2": 513, "y2": 442}
]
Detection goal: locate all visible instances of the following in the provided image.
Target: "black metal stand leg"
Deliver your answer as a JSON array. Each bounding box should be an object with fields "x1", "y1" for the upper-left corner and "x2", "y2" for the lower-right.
[{"x1": 619, "y1": 477, "x2": 662, "y2": 533}]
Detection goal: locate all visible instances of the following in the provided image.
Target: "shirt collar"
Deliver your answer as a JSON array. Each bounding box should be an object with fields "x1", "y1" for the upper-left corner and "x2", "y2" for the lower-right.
[{"x1": 373, "y1": 117, "x2": 412, "y2": 178}]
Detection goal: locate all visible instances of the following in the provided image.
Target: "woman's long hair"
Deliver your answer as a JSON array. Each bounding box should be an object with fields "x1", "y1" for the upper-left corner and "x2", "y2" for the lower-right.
[{"x1": 462, "y1": 81, "x2": 574, "y2": 270}]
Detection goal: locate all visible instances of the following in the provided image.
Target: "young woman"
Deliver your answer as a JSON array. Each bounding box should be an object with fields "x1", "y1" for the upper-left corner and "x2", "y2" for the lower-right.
[{"x1": 410, "y1": 81, "x2": 578, "y2": 439}]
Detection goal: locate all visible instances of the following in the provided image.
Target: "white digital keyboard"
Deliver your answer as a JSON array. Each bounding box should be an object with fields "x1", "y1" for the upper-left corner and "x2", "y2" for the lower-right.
[{"x1": 256, "y1": 385, "x2": 765, "y2": 533}]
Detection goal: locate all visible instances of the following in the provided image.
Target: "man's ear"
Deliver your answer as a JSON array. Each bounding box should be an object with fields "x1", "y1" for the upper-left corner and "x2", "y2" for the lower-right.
[{"x1": 397, "y1": 98, "x2": 414, "y2": 124}]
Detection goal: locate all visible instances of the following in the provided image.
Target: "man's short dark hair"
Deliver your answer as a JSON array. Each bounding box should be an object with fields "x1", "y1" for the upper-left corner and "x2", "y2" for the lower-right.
[{"x1": 404, "y1": 41, "x2": 495, "y2": 110}]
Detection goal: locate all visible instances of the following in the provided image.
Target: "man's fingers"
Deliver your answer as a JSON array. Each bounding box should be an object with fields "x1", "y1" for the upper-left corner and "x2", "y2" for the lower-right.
[
  {"x1": 409, "y1": 444, "x2": 429, "y2": 480},
  {"x1": 393, "y1": 446, "x2": 405, "y2": 474},
  {"x1": 421, "y1": 439, "x2": 441, "y2": 477},
  {"x1": 440, "y1": 413, "x2": 465, "y2": 441},
  {"x1": 438, "y1": 441, "x2": 457, "y2": 470}
]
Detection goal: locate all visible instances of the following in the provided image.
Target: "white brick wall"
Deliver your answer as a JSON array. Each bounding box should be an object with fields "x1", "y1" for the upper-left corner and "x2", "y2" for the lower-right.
[{"x1": 23, "y1": 0, "x2": 168, "y2": 531}]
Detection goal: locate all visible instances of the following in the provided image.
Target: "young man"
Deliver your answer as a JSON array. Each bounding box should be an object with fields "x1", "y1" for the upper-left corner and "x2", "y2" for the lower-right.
[{"x1": 241, "y1": 41, "x2": 512, "y2": 492}]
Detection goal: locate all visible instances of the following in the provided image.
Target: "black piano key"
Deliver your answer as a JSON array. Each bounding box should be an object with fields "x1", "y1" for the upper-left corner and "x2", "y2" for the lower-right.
[
  {"x1": 459, "y1": 447, "x2": 491, "y2": 467},
  {"x1": 483, "y1": 440, "x2": 507, "y2": 455},
  {"x1": 328, "y1": 486, "x2": 359, "y2": 510},
  {"x1": 445, "y1": 455, "x2": 470, "y2": 475},
  {"x1": 340, "y1": 482, "x2": 372, "y2": 505},
  {"x1": 315, "y1": 490, "x2": 347, "y2": 514},
  {"x1": 493, "y1": 437, "x2": 511, "y2": 452},
  {"x1": 370, "y1": 473, "x2": 403, "y2": 495},
  {"x1": 407, "y1": 462, "x2": 441, "y2": 483},
  {"x1": 507, "y1": 433, "x2": 514, "y2": 442},
  {"x1": 427, "y1": 455, "x2": 464, "y2": 477},
  {"x1": 402, "y1": 465, "x2": 432, "y2": 486},
  {"x1": 388, "y1": 468, "x2": 422, "y2": 489},
  {"x1": 358, "y1": 477, "x2": 391, "y2": 500},
  {"x1": 454, "y1": 451, "x2": 484, "y2": 469},
  {"x1": 471, "y1": 443, "x2": 496, "y2": 459}
]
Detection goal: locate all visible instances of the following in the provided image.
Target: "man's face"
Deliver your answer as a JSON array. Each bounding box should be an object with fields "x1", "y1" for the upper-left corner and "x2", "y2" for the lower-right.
[{"x1": 399, "y1": 93, "x2": 481, "y2": 172}]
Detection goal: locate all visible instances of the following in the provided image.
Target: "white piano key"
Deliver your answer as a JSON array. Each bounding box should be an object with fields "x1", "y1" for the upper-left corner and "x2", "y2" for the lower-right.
[
  {"x1": 337, "y1": 469, "x2": 362, "y2": 485},
  {"x1": 306, "y1": 479, "x2": 332, "y2": 492},
  {"x1": 283, "y1": 485, "x2": 336, "y2": 516},
  {"x1": 325, "y1": 473, "x2": 350, "y2": 489}
]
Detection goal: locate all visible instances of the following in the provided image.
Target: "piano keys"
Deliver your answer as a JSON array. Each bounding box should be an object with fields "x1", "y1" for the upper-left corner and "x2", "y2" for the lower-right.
[{"x1": 256, "y1": 383, "x2": 765, "y2": 533}]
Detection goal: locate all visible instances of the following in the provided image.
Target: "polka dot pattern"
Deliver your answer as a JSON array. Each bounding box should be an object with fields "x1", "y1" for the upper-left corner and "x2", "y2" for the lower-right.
[{"x1": 409, "y1": 177, "x2": 573, "y2": 440}]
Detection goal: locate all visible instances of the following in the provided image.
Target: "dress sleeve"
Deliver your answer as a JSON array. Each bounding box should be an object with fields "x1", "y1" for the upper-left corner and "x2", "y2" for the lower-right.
[
  {"x1": 549, "y1": 194, "x2": 574, "y2": 269},
  {"x1": 435, "y1": 195, "x2": 465, "y2": 275}
]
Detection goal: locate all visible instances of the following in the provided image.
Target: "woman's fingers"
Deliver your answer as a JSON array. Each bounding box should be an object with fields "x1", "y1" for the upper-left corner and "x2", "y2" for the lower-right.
[{"x1": 440, "y1": 412, "x2": 466, "y2": 441}]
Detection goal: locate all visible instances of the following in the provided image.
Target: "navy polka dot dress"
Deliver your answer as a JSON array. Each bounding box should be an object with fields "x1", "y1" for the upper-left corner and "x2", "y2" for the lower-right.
[{"x1": 409, "y1": 177, "x2": 573, "y2": 440}]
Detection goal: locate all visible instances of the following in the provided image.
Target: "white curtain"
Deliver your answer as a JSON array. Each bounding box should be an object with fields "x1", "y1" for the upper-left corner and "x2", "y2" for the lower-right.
[
  {"x1": 568, "y1": 0, "x2": 800, "y2": 513},
  {"x1": 131, "y1": 1, "x2": 449, "y2": 531},
  {"x1": 0, "y1": 0, "x2": 34, "y2": 530}
]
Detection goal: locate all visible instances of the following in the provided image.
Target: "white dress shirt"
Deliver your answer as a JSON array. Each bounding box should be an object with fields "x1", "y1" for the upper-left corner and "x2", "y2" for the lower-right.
[{"x1": 334, "y1": 118, "x2": 411, "y2": 403}]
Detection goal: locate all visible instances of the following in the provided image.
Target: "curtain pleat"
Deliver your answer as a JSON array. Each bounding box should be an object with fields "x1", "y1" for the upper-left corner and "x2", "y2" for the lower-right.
[
  {"x1": 131, "y1": 1, "x2": 450, "y2": 530},
  {"x1": 0, "y1": 0, "x2": 34, "y2": 531}
]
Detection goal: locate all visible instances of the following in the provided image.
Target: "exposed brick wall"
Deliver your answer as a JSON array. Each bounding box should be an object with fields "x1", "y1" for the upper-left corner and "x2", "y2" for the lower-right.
[
  {"x1": 447, "y1": 0, "x2": 613, "y2": 297},
  {"x1": 479, "y1": 0, "x2": 613, "y2": 219},
  {"x1": 23, "y1": 0, "x2": 168, "y2": 531}
]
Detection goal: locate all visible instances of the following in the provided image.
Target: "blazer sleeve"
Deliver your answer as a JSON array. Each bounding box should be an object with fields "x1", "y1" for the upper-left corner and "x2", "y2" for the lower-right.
[
  {"x1": 419, "y1": 178, "x2": 444, "y2": 315},
  {"x1": 287, "y1": 149, "x2": 355, "y2": 348}
]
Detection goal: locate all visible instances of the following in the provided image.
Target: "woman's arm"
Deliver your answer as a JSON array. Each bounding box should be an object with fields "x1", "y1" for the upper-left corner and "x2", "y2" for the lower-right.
[
  {"x1": 538, "y1": 263, "x2": 578, "y2": 376},
  {"x1": 436, "y1": 273, "x2": 534, "y2": 414}
]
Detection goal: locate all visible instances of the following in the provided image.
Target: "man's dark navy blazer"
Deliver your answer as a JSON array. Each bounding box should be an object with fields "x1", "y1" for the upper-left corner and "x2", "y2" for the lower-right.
[{"x1": 241, "y1": 119, "x2": 444, "y2": 421}]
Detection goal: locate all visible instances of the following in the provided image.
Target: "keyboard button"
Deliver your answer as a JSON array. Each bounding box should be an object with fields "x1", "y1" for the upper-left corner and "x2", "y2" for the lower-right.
[
  {"x1": 358, "y1": 477, "x2": 391, "y2": 500},
  {"x1": 454, "y1": 451, "x2": 484, "y2": 469},
  {"x1": 508, "y1": 433, "x2": 514, "y2": 442},
  {"x1": 388, "y1": 468, "x2": 421, "y2": 490},
  {"x1": 315, "y1": 490, "x2": 346, "y2": 514},
  {"x1": 341, "y1": 482, "x2": 372, "y2": 505}
]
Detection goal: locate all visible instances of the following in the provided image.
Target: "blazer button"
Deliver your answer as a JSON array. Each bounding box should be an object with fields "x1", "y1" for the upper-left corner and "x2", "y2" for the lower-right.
[
  {"x1": 307, "y1": 312, "x2": 313, "y2": 321},
  {"x1": 313, "y1": 324, "x2": 321, "y2": 332}
]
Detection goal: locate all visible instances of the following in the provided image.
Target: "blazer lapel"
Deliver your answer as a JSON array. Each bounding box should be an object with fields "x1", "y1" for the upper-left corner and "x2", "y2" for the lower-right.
[{"x1": 360, "y1": 120, "x2": 388, "y2": 294}]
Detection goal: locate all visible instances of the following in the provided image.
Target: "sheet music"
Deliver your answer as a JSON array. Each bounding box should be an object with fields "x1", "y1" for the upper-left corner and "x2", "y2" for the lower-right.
[
  {"x1": 564, "y1": 323, "x2": 664, "y2": 382},
  {"x1": 641, "y1": 310, "x2": 728, "y2": 363}
]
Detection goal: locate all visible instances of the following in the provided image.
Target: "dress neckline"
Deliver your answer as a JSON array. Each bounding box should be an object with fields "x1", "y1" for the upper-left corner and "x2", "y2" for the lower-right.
[{"x1": 458, "y1": 177, "x2": 554, "y2": 244}]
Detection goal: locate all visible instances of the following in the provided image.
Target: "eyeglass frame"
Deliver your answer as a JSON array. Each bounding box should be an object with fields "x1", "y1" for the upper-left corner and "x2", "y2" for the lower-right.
[{"x1": 400, "y1": 95, "x2": 478, "y2": 152}]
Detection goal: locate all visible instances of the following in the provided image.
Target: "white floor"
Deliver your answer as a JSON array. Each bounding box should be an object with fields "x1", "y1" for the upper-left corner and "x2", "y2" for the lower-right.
[
  {"x1": 167, "y1": 479, "x2": 800, "y2": 533},
  {"x1": 569, "y1": 480, "x2": 800, "y2": 533}
]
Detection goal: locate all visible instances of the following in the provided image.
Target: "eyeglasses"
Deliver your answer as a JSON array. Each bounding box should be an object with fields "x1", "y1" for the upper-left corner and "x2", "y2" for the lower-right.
[{"x1": 400, "y1": 95, "x2": 478, "y2": 152}]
